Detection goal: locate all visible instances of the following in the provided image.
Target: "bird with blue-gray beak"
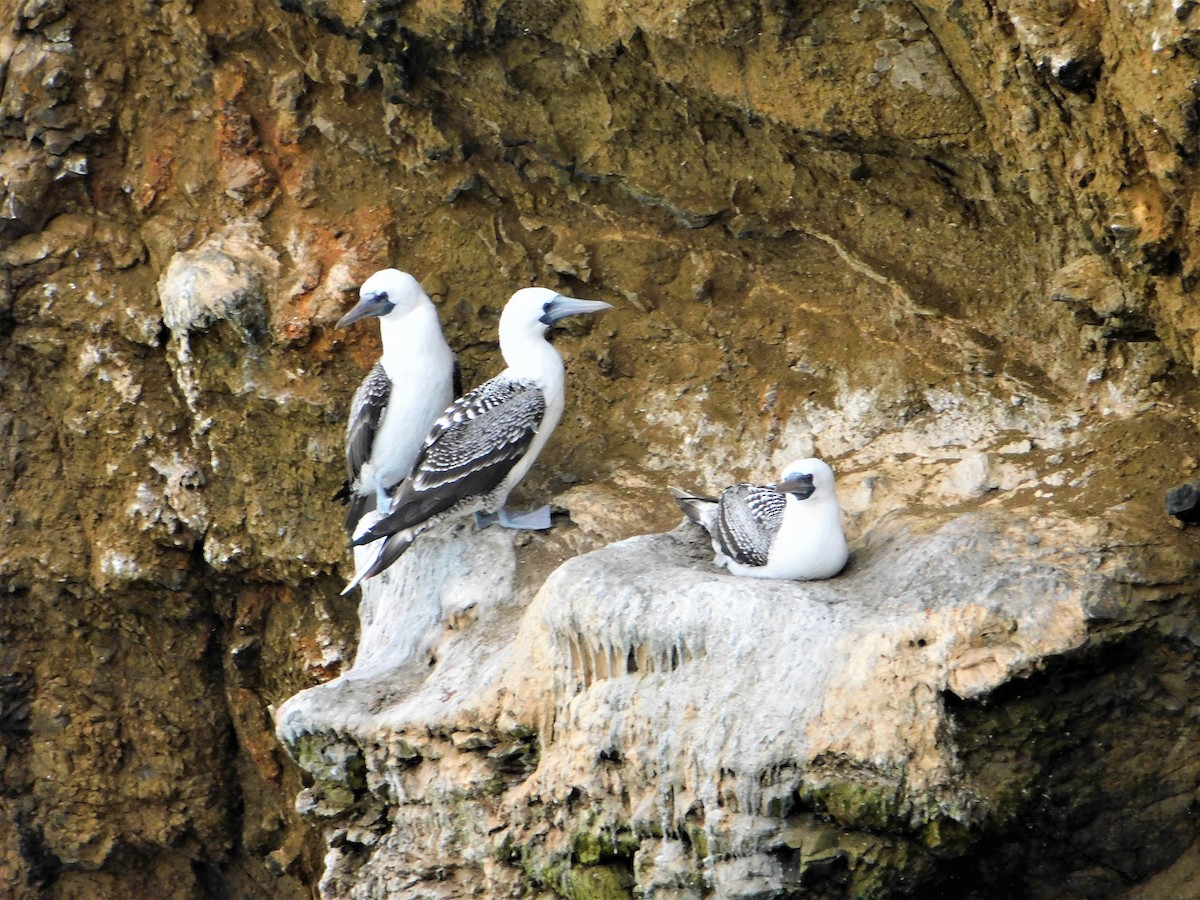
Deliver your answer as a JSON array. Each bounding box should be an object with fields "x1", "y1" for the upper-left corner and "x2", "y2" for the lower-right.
[
  {"x1": 343, "y1": 287, "x2": 613, "y2": 592},
  {"x1": 332, "y1": 269, "x2": 457, "y2": 534},
  {"x1": 671, "y1": 458, "x2": 849, "y2": 580}
]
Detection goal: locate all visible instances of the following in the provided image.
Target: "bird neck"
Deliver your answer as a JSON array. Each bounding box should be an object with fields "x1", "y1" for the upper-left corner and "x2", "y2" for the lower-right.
[
  {"x1": 377, "y1": 301, "x2": 447, "y2": 368},
  {"x1": 500, "y1": 331, "x2": 564, "y2": 389}
]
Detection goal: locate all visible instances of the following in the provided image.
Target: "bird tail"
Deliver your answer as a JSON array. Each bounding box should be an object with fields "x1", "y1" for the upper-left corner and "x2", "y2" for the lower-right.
[
  {"x1": 353, "y1": 493, "x2": 436, "y2": 546},
  {"x1": 342, "y1": 492, "x2": 376, "y2": 534},
  {"x1": 669, "y1": 486, "x2": 717, "y2": 527},
  {"x1": 341, "y1": 530, "x2": 416, "y2": 595}
]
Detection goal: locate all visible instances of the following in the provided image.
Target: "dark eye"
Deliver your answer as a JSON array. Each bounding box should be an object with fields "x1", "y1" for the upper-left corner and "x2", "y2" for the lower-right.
[{"x1": 376, "y1": 292, "x2": 388, "y2": 302}]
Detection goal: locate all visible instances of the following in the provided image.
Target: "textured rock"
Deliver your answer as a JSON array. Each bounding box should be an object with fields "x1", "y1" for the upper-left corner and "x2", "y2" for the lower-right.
[
  {"x1": 278, "y1": 507, "x2": 1200, "y2": 897},
  {"x1": 158, "y1": 222, "x2": 278, "y2": 343},
  {"x1": 1166, "y1": 480, "x2": 1200, "y2": 525},
  {"x1": 2, "y1": 0, "x2": 1200, "y2": 896}
]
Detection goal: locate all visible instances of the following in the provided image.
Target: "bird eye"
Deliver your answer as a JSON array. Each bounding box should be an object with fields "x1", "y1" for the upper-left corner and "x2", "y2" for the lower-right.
[{"x1": 376, "y1": 292, "x2": 389, "y2": 302}]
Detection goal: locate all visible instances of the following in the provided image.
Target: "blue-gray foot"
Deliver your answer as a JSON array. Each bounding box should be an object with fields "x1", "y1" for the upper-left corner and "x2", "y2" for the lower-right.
[{"x1": 475, "y1": 505, "x2": 552, "y2": 530}]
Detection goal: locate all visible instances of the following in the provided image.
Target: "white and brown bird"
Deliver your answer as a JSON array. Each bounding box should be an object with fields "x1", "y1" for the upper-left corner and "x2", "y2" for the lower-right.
[
  {"x1": 342, "y1": 287, "x2": 613, "y2": 592},
  {"x1": 670, "y1": 458, "x2": 848, "y2": 580},
  {"x1": 333, "y1": 269, "x2": 457, "y2": 534}
]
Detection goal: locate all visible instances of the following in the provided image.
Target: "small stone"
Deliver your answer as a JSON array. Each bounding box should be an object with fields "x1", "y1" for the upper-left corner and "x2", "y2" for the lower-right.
[
  {"x1": 265, "y1": 846, "x2": 298, "y2": 876},
  {"x1": 999, "y1": 439, "x2": 1033, "y2": 455},
  {"x1": 451, "y1": 730, "x2": 496, "y2": 751},
  {"x1": 17, "y1": 0, "x2": 69, "y2": 32},
  {"x1": 1165, "y1": 480, "x2": 1200, "y2": 525},
  {"x1": 946, "y1": 453, "x2": 995, "y2": 497}
]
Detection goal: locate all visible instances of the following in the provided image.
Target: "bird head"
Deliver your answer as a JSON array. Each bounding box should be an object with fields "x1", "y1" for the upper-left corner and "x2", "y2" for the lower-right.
[
  {"x1": 337, "y1": 269, "x2": 429, "y2": 328},
  {"x1": 499, "y1": 287, "x2": 613, "y2": 343},
  {"x1": 775, "y1": 458, "x2": 836, "y2": 500}
]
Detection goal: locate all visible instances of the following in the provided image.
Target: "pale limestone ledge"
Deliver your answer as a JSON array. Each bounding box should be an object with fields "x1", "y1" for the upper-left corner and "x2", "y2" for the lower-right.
[{"x1": 274, "y1": 511, "x2": 1107, "y2": 897}]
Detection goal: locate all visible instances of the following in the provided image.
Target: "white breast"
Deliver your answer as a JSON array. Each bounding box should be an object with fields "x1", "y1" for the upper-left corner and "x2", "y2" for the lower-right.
[{"x1": 728, "y1": 495, "x2": 848, "y2": 580}]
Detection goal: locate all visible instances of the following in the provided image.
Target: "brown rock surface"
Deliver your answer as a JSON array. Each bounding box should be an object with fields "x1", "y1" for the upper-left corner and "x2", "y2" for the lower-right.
[{"x1": 1, "y1": 0, "x2": 1199, "y2": 897}]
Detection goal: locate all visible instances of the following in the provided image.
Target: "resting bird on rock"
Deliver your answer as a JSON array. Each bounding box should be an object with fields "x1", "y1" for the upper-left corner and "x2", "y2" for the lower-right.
[
  {"x1": 342, "y1": 287, "x2": 613, "y2": 593},
  {"x1": 670, "y1": 458, "x2": 848, "y2": 580},
  {"x1": 333, "y1": 268, "x2": 457, "y2": 534}
]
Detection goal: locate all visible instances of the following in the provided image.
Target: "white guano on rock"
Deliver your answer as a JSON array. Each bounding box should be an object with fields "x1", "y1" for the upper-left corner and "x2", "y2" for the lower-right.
[{"x1": 275, "y1": 506, "x2": 1114, "y2": 896}]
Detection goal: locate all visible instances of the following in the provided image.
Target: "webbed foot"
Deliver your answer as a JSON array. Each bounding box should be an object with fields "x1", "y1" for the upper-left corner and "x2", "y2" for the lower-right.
[{"x1": 475, "y1": 505, "x2": 553, "y2": 530}]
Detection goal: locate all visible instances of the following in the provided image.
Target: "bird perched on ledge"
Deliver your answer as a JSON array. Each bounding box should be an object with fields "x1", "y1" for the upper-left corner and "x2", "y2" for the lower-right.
[
  {"x1": 343, "y1": 287, "x2": 613, "y2": 593},
  {"x1": 333, "y1": 269, "x2": 457, "y2": 534},
  {"x1": 670, "y1": 458, "x2": 848, "y2": 580}
]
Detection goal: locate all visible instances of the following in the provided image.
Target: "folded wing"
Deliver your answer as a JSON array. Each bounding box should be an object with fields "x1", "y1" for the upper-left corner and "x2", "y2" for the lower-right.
[
  {"x1": 715, "y1": 484, "x2": 786, "y2": 567},
  {"x1": 355, "y1": 378, "x2": 548, "y2": 543}
]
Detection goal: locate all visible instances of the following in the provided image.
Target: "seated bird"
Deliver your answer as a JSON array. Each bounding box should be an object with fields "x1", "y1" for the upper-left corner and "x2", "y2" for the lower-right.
[
  {"x1": 670, "y1": 458, "x2": 849, "y2": 580},
  {"x1": 342, "y1": 287, "x2": 613, "y2": 592},
  {"x1": 332, "y1": 269, "x2": 457, "y2": 534}
]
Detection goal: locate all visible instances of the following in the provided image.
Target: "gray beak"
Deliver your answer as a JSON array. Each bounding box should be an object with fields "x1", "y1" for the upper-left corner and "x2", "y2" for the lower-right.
[
  {"x1": 336, "y1": 294, "x2": 395, "y2": 329},
  {"x1": 540, "y1": 296, "x2": 614, "y2": 325},
  {"x1": 776, "y1": 476, "x2": 815, "y2": 500}
]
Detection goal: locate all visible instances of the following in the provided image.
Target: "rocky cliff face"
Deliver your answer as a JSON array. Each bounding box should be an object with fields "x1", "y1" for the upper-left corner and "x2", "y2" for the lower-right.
[{"x1": 2, "y1": 0, "x2": 1199, "y2": 897}]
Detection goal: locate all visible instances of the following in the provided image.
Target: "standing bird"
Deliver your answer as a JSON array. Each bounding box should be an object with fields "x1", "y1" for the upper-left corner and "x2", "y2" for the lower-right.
[
  {"x1": 670, "y1": 458, "x2": 848, "y2": 580},
  {"x1": 342, "y1": 287, "x2": 613, "y2": 592},
  {"x1": 334, "y1": 269, "x2": 457, "y2": 534}
]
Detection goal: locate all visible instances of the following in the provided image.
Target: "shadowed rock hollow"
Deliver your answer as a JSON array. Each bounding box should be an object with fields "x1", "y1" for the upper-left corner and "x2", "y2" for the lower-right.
[{"x1": 1, "y1": 0, "x2": 1199, "y2": 897}]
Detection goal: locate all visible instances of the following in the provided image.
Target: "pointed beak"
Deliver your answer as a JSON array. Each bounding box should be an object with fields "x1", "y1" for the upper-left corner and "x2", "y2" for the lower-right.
[
  {"x1": 336, "y1": 295, "x2": 394, "y2": 329},
  {"x1": 776, "y1": 477, "x2": 816, "y2": 500},
  {"x1": 540, "y1": 296, "x2": 613, "y2": 325}
]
